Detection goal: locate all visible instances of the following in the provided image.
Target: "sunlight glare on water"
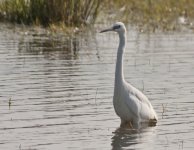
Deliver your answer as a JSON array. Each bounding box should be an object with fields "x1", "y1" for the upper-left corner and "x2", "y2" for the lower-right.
[{"x1": 0, "y1": 23, "x2": 194, "y2": 150}]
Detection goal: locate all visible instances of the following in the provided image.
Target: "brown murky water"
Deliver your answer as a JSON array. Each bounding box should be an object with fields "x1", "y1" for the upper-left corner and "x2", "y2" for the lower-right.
[{"x1": 1, "y1": 23, "x2": 194, "y2": 150}]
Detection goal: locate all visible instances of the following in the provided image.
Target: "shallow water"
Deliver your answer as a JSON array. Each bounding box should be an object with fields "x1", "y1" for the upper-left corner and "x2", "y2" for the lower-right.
[{"x1": 0, "y1": 23, "x2": 194, "y2": 150}]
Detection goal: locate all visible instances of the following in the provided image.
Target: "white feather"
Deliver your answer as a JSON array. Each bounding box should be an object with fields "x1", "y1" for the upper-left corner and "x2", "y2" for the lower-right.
[{"x1": 101, "y1": 22, "x2": 158, "y2": 127}]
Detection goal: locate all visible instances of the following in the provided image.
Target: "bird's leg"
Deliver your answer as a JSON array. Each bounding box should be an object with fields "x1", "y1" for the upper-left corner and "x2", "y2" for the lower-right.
[
  {"x1": 120, "y1": 120, "x2": 133, "y2": 128},
  {"x1": 148, "y1": 119, "x2": 157, "y2": 126}
]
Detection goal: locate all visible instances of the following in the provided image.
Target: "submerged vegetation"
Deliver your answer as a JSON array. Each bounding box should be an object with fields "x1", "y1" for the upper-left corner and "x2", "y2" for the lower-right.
[{"x1": 0, "y1": 0, "x2": 194, "y2": 31}]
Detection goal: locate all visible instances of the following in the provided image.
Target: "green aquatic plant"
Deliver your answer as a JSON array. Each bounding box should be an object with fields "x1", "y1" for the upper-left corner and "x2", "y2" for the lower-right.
[
  {"x1": 162, "y1": 103, "x2": 168, "y2": 118},
  {"x1": 0, "y1": 0, "x2": 101, "y2": 27},
  {"x1": 8, "y1": 97, "x2": 11, "y2": 109}
]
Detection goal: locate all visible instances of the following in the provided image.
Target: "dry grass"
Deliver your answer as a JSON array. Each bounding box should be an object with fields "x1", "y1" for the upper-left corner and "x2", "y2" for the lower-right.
[
  {"x1": 1, "y1": 0, "x2": 194, "y2": 31},
  {"x1": 102, "y1": 0, "x2": 194, "y2": 31}
]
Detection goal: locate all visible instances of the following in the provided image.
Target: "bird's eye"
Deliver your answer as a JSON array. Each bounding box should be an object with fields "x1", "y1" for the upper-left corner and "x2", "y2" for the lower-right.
[{"x1": 113, "y1": 25, "x2": 121, "y2": 30}]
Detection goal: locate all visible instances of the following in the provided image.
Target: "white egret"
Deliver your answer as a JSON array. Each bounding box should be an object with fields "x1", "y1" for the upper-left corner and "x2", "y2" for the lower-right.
[{"x1": 100, "y1": 22, "x2": 158, "y2": 128}]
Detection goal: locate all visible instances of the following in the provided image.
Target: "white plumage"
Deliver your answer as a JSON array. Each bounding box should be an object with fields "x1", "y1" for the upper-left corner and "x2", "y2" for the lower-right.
[{"x1": 100, "y1": 22, "x2": 158, "y2": 128}]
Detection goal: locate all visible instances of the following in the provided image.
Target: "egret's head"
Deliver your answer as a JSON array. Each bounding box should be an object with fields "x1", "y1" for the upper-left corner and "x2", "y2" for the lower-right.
[{"x1": 100, "y1": 22, "x2": 126, "y2": 34}]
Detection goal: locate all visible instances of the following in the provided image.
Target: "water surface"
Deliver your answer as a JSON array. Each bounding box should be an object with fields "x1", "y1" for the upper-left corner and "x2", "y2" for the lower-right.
[{"x1": 0, "y1": 23, "x2": 194, "y2": 150}]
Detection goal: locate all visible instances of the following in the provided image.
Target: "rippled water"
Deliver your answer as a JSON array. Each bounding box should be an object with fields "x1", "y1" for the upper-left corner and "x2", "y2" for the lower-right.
[{"x1": 1, "y1": 23, "x2": 194, "y2": 150}]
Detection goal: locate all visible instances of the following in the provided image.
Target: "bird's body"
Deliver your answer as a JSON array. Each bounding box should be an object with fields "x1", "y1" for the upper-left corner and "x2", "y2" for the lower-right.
[{"x1": 100, "y1": 22, "x2": 157, "y2": 128}]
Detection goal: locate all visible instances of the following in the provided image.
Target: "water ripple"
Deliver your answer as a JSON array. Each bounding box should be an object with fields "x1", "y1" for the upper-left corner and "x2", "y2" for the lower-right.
[{"x1": 0, "y1": 23, "x2": 194, "y2": 149}]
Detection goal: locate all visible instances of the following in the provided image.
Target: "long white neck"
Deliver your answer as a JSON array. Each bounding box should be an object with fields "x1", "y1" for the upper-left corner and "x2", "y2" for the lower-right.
[{"x1": 114, "y1": 32, "x2": 126, "y2": 88}]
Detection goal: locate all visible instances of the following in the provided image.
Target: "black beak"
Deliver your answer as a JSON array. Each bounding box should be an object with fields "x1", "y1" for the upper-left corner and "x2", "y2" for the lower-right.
[{"x1": 100, "y1": 28, "x2": 113, "y2": 33}]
